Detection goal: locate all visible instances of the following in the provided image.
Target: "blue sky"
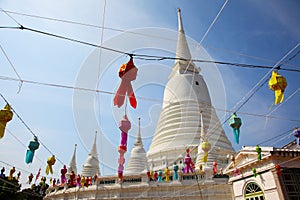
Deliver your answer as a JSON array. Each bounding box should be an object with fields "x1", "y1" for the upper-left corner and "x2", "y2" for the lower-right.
[{"x1": 0, "y1": 0, "x2": 299, "y2": 187}]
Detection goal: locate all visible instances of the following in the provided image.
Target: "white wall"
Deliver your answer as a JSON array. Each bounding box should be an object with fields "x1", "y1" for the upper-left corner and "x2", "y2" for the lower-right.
[{"x1": 232, "y1": 171, "x2": 280, "y2": 200}]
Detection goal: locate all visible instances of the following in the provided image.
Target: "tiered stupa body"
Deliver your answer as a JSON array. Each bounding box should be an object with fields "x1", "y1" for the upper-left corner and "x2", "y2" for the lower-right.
[
  {"x1": 125, "y1": 118, "x2": 147, "y2": 175},
  {"x1": 147, "y1": 9, "x2": 234, "y2": 171},
  {"x1": 82, "y1": 133, "x2": 100, "y2": 177}
]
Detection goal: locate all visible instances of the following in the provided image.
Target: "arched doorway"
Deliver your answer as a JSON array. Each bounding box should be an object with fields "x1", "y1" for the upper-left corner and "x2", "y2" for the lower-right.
[{"x1": 244, "y1": 182, "x2": 265, "y2": 200}]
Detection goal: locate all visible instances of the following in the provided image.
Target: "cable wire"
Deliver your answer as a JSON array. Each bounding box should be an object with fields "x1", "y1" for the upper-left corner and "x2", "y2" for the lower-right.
[
  {"x1": 0, "y1": 160, "x2": 32, "y2": 175},
  {"x1": 0, "y1": 8, "x2": 21, "y2": 26},
  {"x1": 0, "y1": 44, "x2": 23, "y2": 92},
  {"x1": 266, "y1": 87, "x2": 300, "y2": 118},
  {"x1": 1, "y1": 26, "x2": 300, "y2": 72},
  {"x1": 0, "y1": 45, "x2": 22, "y2": 81},
  {"x1": 199, "y1": 0, "x2": 229, "y2": 45},
  {"x1": 1, "y1": 9, "x2": 300, "y2": 70},
  {"x1": 258, "y1": 129, "x2": 294, "y2": 146}
]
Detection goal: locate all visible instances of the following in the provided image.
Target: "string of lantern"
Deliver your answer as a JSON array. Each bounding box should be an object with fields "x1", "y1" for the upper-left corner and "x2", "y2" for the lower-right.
[
  {"x1": 5, "y1": 128, "x2": 45, "y2": 165},
  {"x1": 0, "y1": 92, "x2": 65, "y2": 167},
  {"x1": 0, "y1": 76, "x2": 298, "y2": 124},
  {"x1": 0, "y1": 159, "x2": 58, "y2": 183},
  {"x1": 205, "y1": 43, "x2": 299, "y2": 143}
]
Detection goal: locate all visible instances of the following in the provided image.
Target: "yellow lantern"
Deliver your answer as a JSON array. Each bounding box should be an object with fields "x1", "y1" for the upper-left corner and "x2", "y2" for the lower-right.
[
  {"x1": 269, "y1": 71, "x2": 287, "y2": 105},
  {"x1": 201, "y1": 139, "x2": 211, "y2": 163},
  {"x1": 0, "y1": 104, "x2": 13, "y2": 139},
  {"x1": 45, "y1": 155, "x2": 56, "y2": 175}
]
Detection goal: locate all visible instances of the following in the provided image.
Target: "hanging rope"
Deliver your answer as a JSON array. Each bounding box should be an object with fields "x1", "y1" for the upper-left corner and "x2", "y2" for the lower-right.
[
  {"x1": 0, "y1": 44, "x2": 23, "y2": 93},
  {"x1": 95, "y1": 0, "x2": 107, "y2": 175}
]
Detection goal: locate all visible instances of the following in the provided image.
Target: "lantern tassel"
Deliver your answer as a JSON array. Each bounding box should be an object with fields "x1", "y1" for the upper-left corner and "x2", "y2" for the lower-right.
[
  {"x1": 274, "y1": 90, "x2": 285, "y2": 104},
  {"x1": 229, "y1": 113, "x2": 242, "y2": 144},
  {"x1": 202, "y1": 152, "x2": 208, "y2": 163},
  {"x1": 25, "y1": 150, "x2": 35, "y2": 164},
  {"x1": 233, "y1": 128, "x2": 240, "y2": 144}
]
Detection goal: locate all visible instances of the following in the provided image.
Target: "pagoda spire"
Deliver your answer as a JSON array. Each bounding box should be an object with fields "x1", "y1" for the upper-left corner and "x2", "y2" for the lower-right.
[
  {"x1": 174, "y1": 8, "x2": 199, "y2": 73},
  {"x1": 90, "y1": 131, "x2": 98, "y2": 156},
  {"x1": 66, "y1": 144, "x2": 77, "y2": 179},
  {"x1": 69, "y1": 144, "x2": 77, "y2": 173},
  {"x1": 82, "y1": 131, "x2": 100, "y2": 177},
  {"x1": 134, "y1": 118, "x2": 143, "y2": 147}
]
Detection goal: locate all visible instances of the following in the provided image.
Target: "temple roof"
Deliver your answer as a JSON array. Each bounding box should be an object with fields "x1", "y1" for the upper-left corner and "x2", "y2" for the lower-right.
[{"x1": 224, "y1": 141, "x2": 300, "y2": 175}]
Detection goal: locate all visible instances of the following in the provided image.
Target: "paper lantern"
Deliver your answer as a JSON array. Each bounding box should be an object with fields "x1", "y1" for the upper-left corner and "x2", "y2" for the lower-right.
[
  {"x1": 269, "y1": 71, "x2": 287, "y2": 105},
  {"x1": 229, "y1": 113, "x2": 242, "y2": 144},
  {"x1": 114, "y1": 57, "x2": 138, "y2": 108},
  {"x1": 0, "y1": 104, "x2": 13, "y2": 139}
]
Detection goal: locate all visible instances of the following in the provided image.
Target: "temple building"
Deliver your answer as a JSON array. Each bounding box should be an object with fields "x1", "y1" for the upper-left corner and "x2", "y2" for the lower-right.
[
  {"x1": 224, "y1": 140, "x2": 300, "y2": 200},
  {"x1": 44, "y1": 9, "x2": 300, "y2": 200}
]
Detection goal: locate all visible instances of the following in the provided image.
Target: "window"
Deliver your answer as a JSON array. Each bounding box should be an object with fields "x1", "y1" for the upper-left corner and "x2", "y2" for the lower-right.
[
  {"x1": 281, "y1": 168, "x2": 300, "y2": 199},
  {"x1": 195, "y1": 81, "x2": 199, "y2": 85},
  {"x1": 244, "y1": 182, "x2": 265, "y2": 200}
]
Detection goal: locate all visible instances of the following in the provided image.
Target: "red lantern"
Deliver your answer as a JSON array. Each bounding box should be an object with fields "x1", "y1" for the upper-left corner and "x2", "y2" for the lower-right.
[
  {"x1": 275, "y1": 164, "x2": 281, "y2": 175},
  {"x1": 114, "y1": 57, "x2": 138, "y2": 108}
]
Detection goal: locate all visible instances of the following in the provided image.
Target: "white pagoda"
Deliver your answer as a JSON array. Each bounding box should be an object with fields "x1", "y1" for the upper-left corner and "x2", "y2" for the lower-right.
[
  {"x1": 147, "y1": 9, "x2": 234, "y2": 170},
  {"x1": 125, "y1": 118, "x2": 147, "y2": 175},
  {"x1": 81, "y1": 132, "x2": 100, "y2": 177},
  {"x1": 66, "y1": 144, "x2": 77, "y2": 179}
]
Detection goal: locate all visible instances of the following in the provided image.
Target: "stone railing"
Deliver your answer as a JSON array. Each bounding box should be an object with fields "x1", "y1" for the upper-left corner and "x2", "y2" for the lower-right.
[{"x1": 46, "y1": 171, "x2": 229, "y2": 195}]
